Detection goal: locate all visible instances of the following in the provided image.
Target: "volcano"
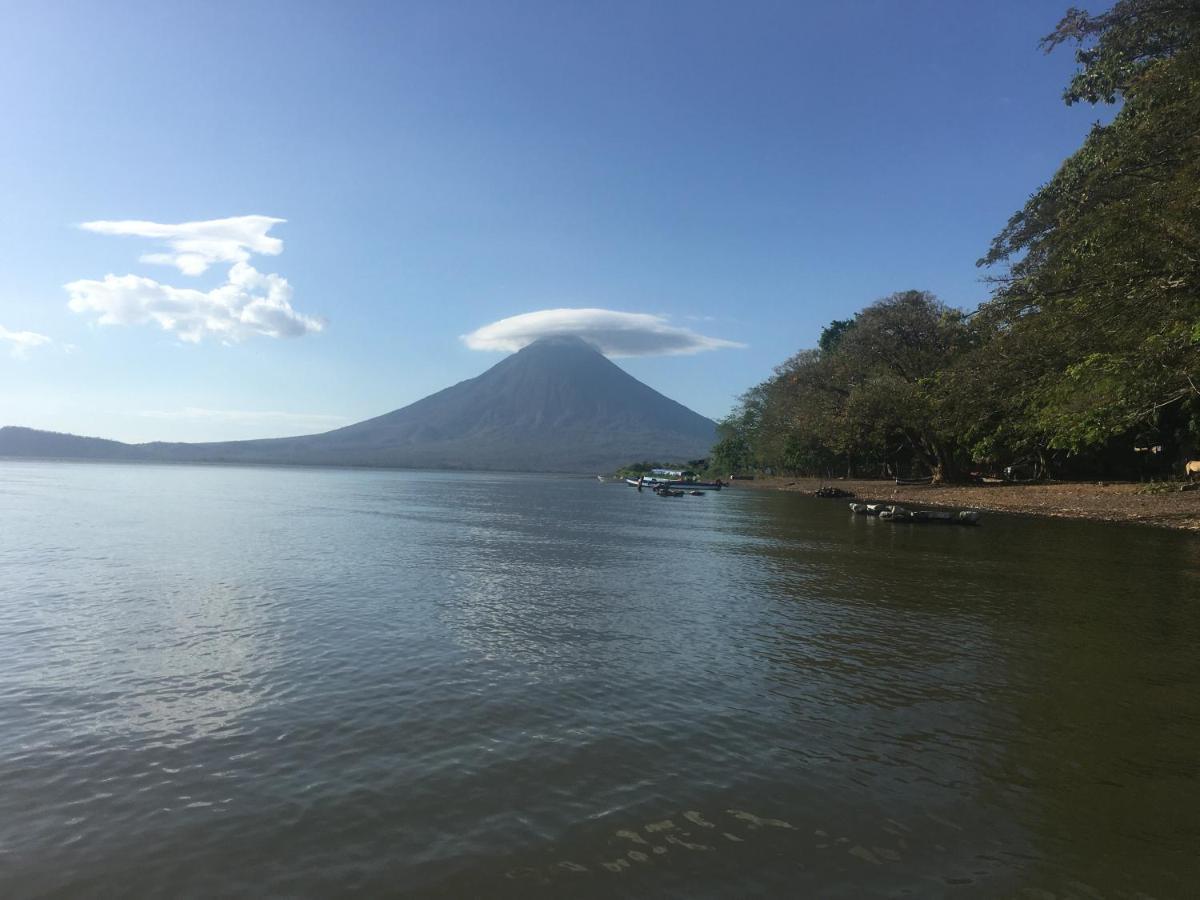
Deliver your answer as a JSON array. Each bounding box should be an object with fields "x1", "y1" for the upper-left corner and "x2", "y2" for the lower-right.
[{"x1": 0, "y1": 336, "x2": 718, "y2": 472}]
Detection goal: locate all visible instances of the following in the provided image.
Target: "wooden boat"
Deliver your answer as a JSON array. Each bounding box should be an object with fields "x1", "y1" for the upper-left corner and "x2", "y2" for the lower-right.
[
  {"x1": 848, "y1": 502, "x2": 887, "y2": 515},
  {"x1": 882, "y1": 507, "x2": 980, "y2": 525},
  {"x1": 850, "y1": 501, "x2": 979, "y2": 524},
  {"x1": 628, "y1": 478, "x2": 723, "y2": 490}
]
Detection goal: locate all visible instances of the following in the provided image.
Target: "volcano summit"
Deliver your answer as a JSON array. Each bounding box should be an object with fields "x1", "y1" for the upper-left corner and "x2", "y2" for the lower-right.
[{"x1": 0, "y1": 336, "x2": 717, "y2": 472}]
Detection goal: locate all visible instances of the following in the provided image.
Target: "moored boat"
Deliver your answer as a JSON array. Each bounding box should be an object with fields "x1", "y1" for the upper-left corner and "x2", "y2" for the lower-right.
[
  {"x1": 627, "y1": 477, "x2": 723, "y2": 490},
  {"x1": 851, "y1": 501, "x2": 980, "y2": 525}
]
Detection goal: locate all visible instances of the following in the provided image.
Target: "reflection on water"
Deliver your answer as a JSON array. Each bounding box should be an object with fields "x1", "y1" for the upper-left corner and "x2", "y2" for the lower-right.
[
  {"x1": 0, "y1": 461, "x2": 1197, "y2": 898},
  {"x1": 79, "y1": 580, "x2": 276, "y2": 744}
]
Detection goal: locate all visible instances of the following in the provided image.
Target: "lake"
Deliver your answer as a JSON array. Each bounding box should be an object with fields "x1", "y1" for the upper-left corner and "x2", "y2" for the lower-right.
[{"x1": 1, "y1": 461, "x2": 1197, "y2": 898}]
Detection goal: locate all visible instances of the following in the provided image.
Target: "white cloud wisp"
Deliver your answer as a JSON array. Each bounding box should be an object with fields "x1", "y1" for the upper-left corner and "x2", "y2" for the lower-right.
[
  {"x1": 0, "y1": 325, "x2": 52, "y2": 358},
  {"x1": 461, "y1": 308, "x2": 745, "y2": 357},
  {"x1": 66, "y1": 262, "x2": 323, "y2": 343},
  {"x1": 79, "y1": 215, "x2": 285, "y2": 275}
]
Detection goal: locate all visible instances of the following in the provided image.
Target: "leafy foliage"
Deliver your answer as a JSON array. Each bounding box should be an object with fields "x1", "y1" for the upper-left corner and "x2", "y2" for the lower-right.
[
  {"x1": 720, "y1": 1, "x2": 1200, "y2": 481},
  {"x1": 979, "y1": 0, "x2": 1200, "y2": 456},
  {"x1": 719, "y1": 292, "x2": 974, "y2": 482}
]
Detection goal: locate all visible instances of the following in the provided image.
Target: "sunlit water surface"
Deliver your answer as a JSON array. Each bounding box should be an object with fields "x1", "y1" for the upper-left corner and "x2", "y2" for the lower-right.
[{"x1": 1, "y1": 461, "x2": 1198, "y2": 898}]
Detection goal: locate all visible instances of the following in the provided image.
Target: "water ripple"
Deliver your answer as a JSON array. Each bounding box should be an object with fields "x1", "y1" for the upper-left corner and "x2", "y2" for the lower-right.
[{"x1": 1, "y1": 462, "x2": 1197, "y2": 898}]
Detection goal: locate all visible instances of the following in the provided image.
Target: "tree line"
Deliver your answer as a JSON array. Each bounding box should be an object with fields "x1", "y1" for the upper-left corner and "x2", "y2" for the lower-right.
[{"x1": 712, "y1": 0, "x2": 1200, "y2": 483}]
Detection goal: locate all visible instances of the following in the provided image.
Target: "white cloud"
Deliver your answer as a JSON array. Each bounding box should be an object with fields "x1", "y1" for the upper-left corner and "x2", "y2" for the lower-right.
[
  {"x1": 461, "y1": 308, "x2": 745, "y2": 357},
  {"x1": 66, "y1": 262, "x2": 323, "y2": 342},
  {"x1": 80, "y1": 215, "x2": 285, "y2": 275},
  {"x1": 137, "y1": 407, "x2": 348, "y2": 427},
  {"x1": 0, "y1": 324, "x2": 52, "y2": 358}
]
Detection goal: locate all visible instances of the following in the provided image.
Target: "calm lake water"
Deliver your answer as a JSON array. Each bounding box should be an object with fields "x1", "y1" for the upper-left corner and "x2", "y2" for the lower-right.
[{"x1": 1, "y1": 461, "x2": 1198, "y2": 898}]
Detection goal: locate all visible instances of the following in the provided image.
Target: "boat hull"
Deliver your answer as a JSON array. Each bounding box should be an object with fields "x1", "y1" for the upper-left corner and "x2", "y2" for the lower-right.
[{"x1": 625, "y1": 478, "x2": 723, "y2": 490}]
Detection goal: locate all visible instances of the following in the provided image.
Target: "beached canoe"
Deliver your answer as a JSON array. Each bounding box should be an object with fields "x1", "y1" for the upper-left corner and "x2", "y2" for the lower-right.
[{"x1": 851, "y1": 502, "x2": 980, "y2": 524}]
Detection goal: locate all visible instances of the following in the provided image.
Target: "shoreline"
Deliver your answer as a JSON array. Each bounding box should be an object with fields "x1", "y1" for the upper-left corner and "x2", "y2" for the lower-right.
[{"x1": 735, "y1": 476, "x2": 1200, "y2": 532}]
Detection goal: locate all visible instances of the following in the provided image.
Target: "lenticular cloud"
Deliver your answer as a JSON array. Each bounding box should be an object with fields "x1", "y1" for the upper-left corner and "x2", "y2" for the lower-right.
[
  {"x1": 68, "y1": 215, "x2": 323, "y2": 342},
  {"x1": 462, "y1": 308, "x2": 744, "y2": 357}
]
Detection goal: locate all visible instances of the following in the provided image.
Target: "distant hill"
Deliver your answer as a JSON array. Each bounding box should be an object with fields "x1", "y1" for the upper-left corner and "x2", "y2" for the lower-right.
[
  {"x1": 0, "y1": 427, "x2": 152, "y2": 461},
  {"x1": 0, "y1": 336, "x2": 717, "y2": 472}
]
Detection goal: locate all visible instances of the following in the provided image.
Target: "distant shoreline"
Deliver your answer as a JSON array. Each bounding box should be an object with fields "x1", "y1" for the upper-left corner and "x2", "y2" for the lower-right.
[
  {"x1": 0, "y1": 456, "x2": 592, "y2": 478},
  {"x1": 7, "y1": 457, "x2": 1198, "y2": 531},
  {"x1": 736, "y1": 476, "x2": 1200, "y2": 533}
]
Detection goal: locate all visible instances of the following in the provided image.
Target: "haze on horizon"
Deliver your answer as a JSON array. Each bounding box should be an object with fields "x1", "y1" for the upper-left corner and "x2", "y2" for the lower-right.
[{"x1": 1, "y1": 0, "x2": 1105, "y2": 443}]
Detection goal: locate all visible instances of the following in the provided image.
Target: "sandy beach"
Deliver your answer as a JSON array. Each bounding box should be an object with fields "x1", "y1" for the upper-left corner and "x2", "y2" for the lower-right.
[{"x1": 736, "y1": 476, "x2": 1200, "y2": 532}]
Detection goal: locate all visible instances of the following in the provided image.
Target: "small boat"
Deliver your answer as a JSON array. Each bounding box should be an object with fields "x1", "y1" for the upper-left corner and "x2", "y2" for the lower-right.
[
  {"x1": 881, "y1": 507, "x2": 980, "y2": 525},
  {"x1": 848, "y1": 502, "x2": 887, "y2": 515},
  {"x1": 667, "y1": 481, "x2": 723, "y2": 490},
  {"x1": 853, "y1": 503, "x2": 980, "y2": 525},
  {"x1": 657, "y1": 489, "x2": 685, "y2": 497},
  {"x1": 689, "y1": 490, "x2": 705, "y2": 496}
]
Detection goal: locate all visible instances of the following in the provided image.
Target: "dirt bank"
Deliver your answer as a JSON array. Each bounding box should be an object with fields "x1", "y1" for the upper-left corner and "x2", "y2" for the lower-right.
[{"x1": 734, "y1": 476, "x2": 1200, "y2": 532}]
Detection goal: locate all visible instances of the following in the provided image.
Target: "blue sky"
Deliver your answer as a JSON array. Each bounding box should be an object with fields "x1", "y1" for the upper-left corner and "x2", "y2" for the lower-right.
[{"x1": 0, "y1": 0, "x2": 1109, "y2": 442}]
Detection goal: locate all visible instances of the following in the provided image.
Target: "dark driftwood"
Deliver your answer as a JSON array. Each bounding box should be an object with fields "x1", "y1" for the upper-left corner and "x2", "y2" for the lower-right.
[{"x1": 815, "y1": 486, "x2": 855, "y2": 498}]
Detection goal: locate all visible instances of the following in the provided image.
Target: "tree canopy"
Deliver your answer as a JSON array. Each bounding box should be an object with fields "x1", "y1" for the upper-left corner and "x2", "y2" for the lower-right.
[{"x1": 715, "y1": 1, "x2": 1200, "y2": 482}]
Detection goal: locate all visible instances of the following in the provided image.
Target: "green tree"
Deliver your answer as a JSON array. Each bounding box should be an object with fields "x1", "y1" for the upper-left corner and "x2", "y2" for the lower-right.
[
  {"x1": 979, "y1": 0, "x2": 1200, "y2": 455},
  {"x1": 710, "y1": 1, "x2": 1200, "y2": 482},
  {"x1": 715, "y1": 293, "x2": 972, "y2": 481},
  {"x1": 818, "y1": 319, "x2": 855, "y2": 354},
  {"x1": 834, "y1": 291, "x2": 974, "y2": 481},
  {"x1": 709, "y1": 409, "x2": 756, "y2": 475}
]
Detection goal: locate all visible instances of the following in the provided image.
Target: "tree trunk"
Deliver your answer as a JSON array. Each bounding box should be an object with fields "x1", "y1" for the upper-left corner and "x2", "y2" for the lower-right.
[
  {"x1": 1035, "y1": 446, "x2": 1050, "y2": 481},
  {"x1": 931, "y1": 442, "x2": 960, "y2": 484},
  {"x1": 914, "y1": 434, "x2": 960, "y2": 484},
  {"x1": 903, "y1": 430, "x2": 945, "y2": 481}
]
